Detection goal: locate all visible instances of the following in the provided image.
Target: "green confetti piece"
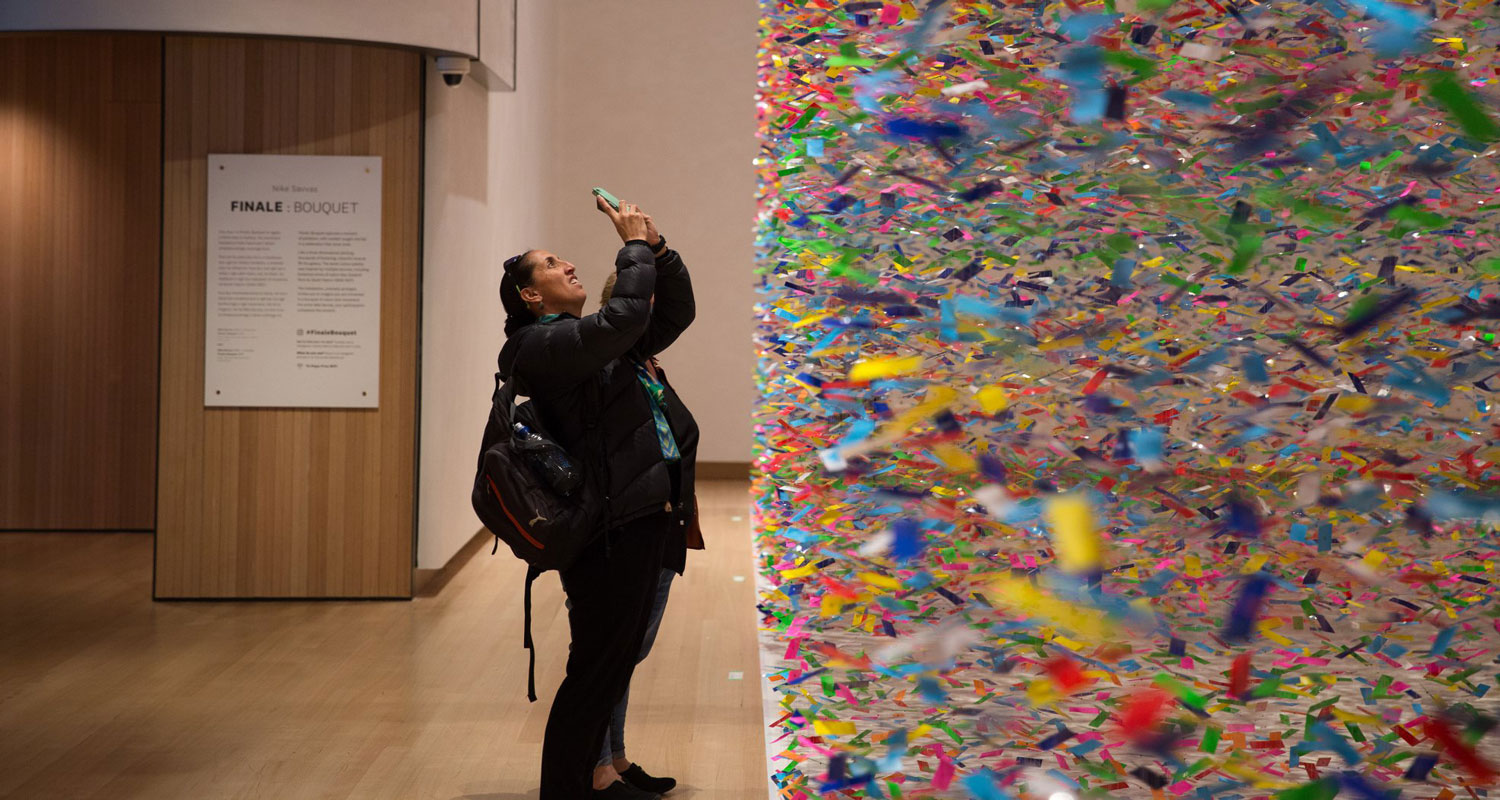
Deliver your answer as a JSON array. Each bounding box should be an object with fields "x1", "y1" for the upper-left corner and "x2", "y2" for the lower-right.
[
  {"x1": 1153, "y1": 674, "x2": 1207, "y2": 710},
  {"x1": 1374, "y1": 674, "x2": 1393, "y2": 697},
  {"x1": 874, "y1": 49, "x2": 918, "y2": 72},
  {"x1": 1429, "y1": 72, "x2": 1500, "y2": 142},
  {"x1": 789, "y1": 105, "x2": 821, "y2": 131},
  {"x1": 807, "y1": 215, "x2": 851, "y2": 236},
  {"x1": 1201, "y1": 726, "x2": 1222, "y2": 753},
  {"x1": 1105, "y1": 233, "x2": 1135, "y2": 253},
  {"x1": 1376, "y1": 751, "x2": 1416, "y2": 768},
  {"x1": 828, "y1": 44, "x2": 876, "y2": 68},
  {"x1": 1277, "y1": 778, "x2": 1339, "y2": 800},
  {"x1": 1252, "y1": 676, "x2": 1283, "y2": 698},
  {"x1": 1344, "y1": 294, "x2": 1382, "y2": 326},
  {"x1": 1160, "y1": 273, "x2": 1204, "y2": 294},
  {"x1": 1228, "y1": 234, "x2": 1263, "y2": 275},
  {"x1": 1100, "y1": 51, "x2": 1159, "y2": 83},
  {"x1": 1307, "y1": 696, "x2": 1340, "y2": 713},
  {"x1": 1388, "y1": 204, "x2": 1447, "y2": 229}
]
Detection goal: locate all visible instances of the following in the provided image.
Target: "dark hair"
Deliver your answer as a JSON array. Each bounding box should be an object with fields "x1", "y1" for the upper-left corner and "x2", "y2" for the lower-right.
[{"x1": 499, "y1": 250, "x2": 539, "y2": 336}]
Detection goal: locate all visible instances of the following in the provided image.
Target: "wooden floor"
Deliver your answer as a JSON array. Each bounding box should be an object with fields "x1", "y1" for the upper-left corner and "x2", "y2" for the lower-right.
[{"x1": 0, "y1": 480, "x2": 767, "y2": 800}]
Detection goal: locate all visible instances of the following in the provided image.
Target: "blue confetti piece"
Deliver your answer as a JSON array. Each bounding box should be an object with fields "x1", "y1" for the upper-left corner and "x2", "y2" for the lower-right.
[
  {"x1": 1429, "y1": 626, "x2": 1455, "y2": 656},
  {"x1": 963, "y1": 770, "x2": 1011, "y2": 800}
]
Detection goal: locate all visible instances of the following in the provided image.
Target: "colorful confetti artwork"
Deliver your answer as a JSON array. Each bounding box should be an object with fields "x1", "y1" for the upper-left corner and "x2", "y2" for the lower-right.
[{"x1": 753, "y1": 0, "x2": 1500, "y2": 798}]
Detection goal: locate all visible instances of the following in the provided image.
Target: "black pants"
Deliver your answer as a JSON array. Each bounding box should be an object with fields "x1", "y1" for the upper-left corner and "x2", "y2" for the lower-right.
[{"x1": 540, "y1": 512, "x2": 669, "y2": 799}]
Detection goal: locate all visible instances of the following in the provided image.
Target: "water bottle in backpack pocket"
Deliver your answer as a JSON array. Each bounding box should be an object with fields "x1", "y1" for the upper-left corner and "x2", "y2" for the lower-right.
[{"x1": 512, "y1": 423, "x2": 583, "y2": 496}]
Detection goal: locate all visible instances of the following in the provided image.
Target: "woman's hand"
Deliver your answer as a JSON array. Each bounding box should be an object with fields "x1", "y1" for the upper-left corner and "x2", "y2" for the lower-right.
[
  {"x1": 597, "y1": 196, "x2": 650, "y2": 244},
  {"x1": 644, "y1": 214, "x2": 662, "y2": 249}
]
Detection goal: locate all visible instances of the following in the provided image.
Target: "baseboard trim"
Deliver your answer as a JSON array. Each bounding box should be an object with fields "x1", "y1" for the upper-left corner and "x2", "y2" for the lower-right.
[
  {"x1": 698, "y1": 461, "x2": 751, "y2": 480},
  {"x1": 413, "y1": 527, "x2": 491, "y2": 598}
]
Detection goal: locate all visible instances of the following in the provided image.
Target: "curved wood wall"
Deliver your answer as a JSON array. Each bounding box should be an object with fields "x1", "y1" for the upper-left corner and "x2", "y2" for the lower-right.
[
  {"x1": 154, "y1": 37, "x2": 420, "y2": 598},
  {"x1": 0, "y1": 34, "x2": 162, "y2": 531}
]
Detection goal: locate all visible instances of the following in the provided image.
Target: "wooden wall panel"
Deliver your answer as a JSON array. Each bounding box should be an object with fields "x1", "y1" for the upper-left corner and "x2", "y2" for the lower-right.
[
  {"x1": 155, "y1": 37, "x2": 419, "y2": 598},
  {"x1": 0, "y1": 34, "x2": 162, "y2": 530}
]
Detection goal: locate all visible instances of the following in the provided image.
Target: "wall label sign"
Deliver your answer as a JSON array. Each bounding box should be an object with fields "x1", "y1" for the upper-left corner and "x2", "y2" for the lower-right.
[{"x1": 205, "y1": 154, "x2": 382, "y2": 408}]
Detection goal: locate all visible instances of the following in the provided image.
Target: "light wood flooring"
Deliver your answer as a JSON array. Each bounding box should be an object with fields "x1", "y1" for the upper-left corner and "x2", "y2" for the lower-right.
[{"x1": 0, "y1": 480, "x2": 767, "y2": 800}]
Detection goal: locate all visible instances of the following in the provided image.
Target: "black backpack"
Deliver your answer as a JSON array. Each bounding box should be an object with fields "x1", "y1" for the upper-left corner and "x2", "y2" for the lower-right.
[{"x1": 472, "y1": 370, "x2": 603, "y2": 700}]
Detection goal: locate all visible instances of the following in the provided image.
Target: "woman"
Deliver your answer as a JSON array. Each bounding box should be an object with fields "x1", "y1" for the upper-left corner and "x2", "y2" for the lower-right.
[
  {"x1": 577, "y1": 272, "x2": 704, "y2": 796},
  {"x1": 497, "y1": 197, "x2": 699, "y2": 800}
]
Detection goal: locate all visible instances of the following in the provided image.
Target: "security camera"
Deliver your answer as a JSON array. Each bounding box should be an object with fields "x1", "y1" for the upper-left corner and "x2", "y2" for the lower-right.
[{"x1": 435, "y1": 55, "x2": 471, "y2": 87}]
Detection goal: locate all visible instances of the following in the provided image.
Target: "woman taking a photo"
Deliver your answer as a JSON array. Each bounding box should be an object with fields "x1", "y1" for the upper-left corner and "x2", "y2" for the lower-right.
[{"x1": 496, "y1": 197, "x2": 698, "y2": 800}]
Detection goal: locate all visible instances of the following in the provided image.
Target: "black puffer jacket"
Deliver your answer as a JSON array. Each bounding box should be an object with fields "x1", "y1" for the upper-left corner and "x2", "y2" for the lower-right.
[{"x1": 497, "y1": 241, "x2": 699, "y2": 574}]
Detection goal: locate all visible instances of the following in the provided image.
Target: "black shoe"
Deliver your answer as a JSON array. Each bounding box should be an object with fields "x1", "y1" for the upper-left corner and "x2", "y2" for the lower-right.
[
  {"x1": 591, "y1": 779, "x2": 660, "y2": 800},
  {"x1": 621, "y1": 764, "x2": 677, "y2": 795}
]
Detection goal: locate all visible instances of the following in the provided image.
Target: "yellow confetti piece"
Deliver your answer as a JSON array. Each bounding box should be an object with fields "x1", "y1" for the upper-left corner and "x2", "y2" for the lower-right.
[
  {"x1": 781, "y1": 564, "x2": 817, "y2": 580},
  {"x1": 849, "y1": 355, "x2": 923, "y2": 381},
  {"x1": 1045, "y1": 493, "x2": 1102, "y2": 573},
  {"x1": 1338, "y1": 393, "x2": 1374, "y2": 411},
  {"x1": 1027, "y1": 678, "x2": 1061, "y2": 705},
  {"x1": 813, "y1": 719, "x2": 857, "y2": 736},
  {"x1": 1259, "y1": 622, "x2": 1294, "y2": 648},
  {"x1": 976, "y1": 384, "x2": 1010, "y2": 413},
  {"x1": 790, "y1": 311, "x2": 833, "y2": 329},
  {"x1": 858, "y1": 571, "x2": 902, "y2": 590},
  {"x1": 1037, "y1": 335, "x2": 1084, "y2": 352},
  {"x1": 1330, "y1": 708, "x2": 1382, "y2": 725},
  {"x1": 931, "y1": 443, "x2": 976, "y2": 472},
  {"x1": 986, "y1": 575, "x2": 1118, "y2": 641},
  {"x1": 820, "y1": 595, "x2": 846, "y2": 617}
]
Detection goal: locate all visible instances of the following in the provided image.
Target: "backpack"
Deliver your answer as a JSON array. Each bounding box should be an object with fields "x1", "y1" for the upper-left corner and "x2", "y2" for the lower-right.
[{"x1": 472, "y1": 370, "x2": 604, "y2": 700}]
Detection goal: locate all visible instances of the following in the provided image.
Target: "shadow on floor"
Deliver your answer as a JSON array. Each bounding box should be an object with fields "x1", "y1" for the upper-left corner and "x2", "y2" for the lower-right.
[{"x1": 454, "y1": 785, "x2": 698, "y2": 800}]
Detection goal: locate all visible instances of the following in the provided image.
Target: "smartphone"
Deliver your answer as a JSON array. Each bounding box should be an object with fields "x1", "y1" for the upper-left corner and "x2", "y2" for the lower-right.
[{"x1": 591, "y1": 187, "x2": 622, "y2": 211}]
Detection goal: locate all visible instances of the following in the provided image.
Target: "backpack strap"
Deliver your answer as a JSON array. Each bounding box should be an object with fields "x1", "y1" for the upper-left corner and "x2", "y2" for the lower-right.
[
  {"x1": 523, "y1": 565, "x2": 541, "y2": 703},
  {"x1": 495, "y1": 366, "x2": 543, "y2": 702}
]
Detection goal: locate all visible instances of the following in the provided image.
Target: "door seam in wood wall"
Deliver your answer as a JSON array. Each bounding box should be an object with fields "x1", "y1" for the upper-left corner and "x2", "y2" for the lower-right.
[
  {"x1": 410, "y1": 52, "x2": 427, "y2": 594},
  {"x1": 151, "y1": 34, "x2": 167, "y2": 601}
]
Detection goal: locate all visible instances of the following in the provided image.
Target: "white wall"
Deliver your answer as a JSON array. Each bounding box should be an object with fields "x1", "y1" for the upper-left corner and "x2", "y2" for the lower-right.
[
  {"x1": 418, "y1": 0, "x2": 558, "y2": 570},
  {"x1": 418, "y1": 0, "x2": 758, "y2": 569},
  {"x1": 0, "y1": 0, "x2": 483, "y2": 56},
  {"x1": 544, "y1": 0, "x2": 759, "y2": 465}
]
